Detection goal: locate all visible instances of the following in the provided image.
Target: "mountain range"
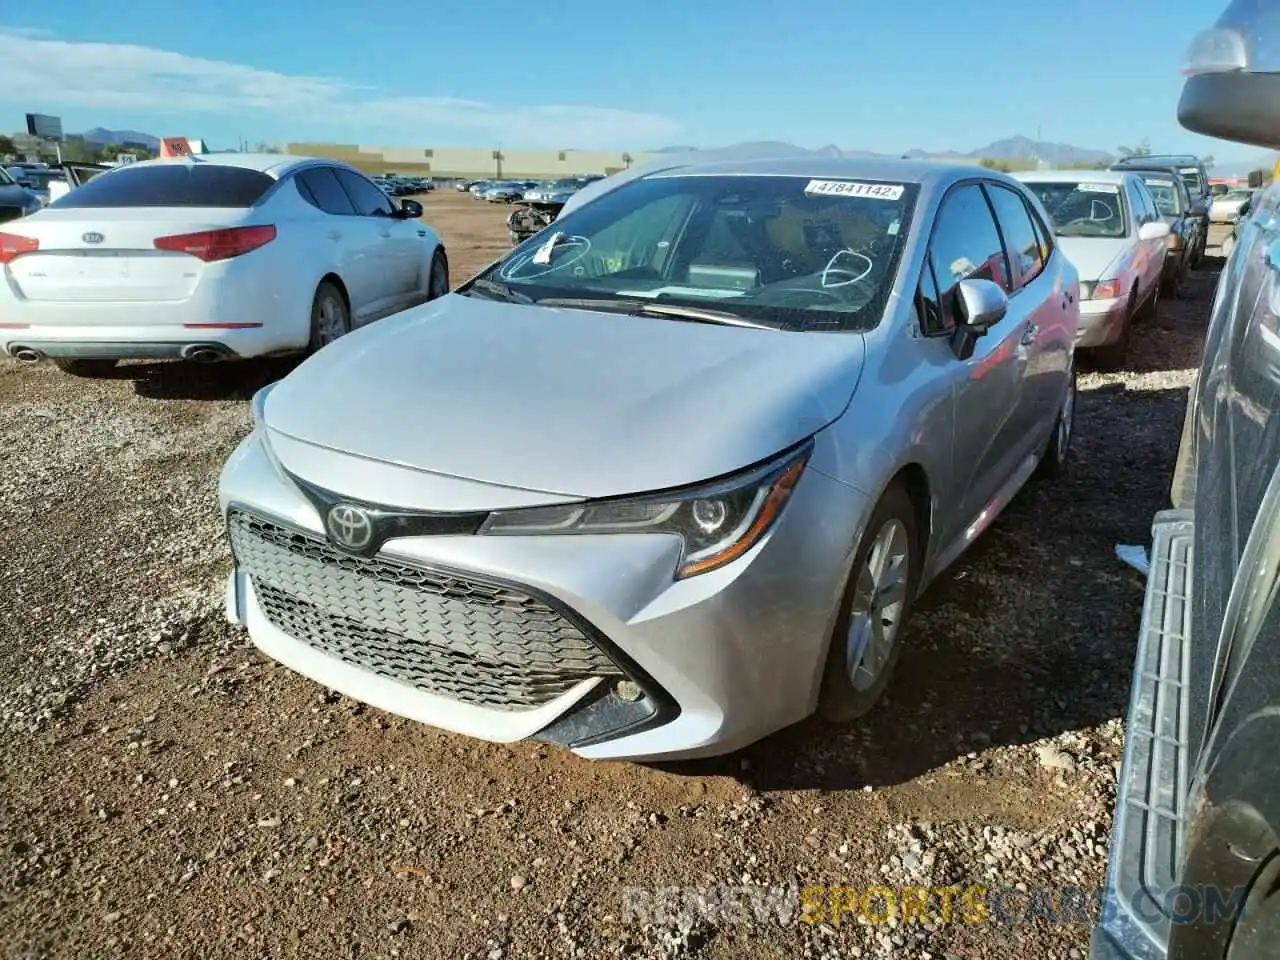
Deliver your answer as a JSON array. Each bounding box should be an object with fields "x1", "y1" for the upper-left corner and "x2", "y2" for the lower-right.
[
  {"x1": 77, "y1": 128, "x2": 161, "y2": 150},
  {"x1": 655, "y1": 135, "x2": 1115, "y2": 166}
]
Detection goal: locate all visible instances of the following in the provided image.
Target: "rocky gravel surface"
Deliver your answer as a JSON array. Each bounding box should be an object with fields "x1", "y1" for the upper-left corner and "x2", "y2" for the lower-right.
[{"x1": 0, "y1": 196, "x2": 1221, "y2": 959}]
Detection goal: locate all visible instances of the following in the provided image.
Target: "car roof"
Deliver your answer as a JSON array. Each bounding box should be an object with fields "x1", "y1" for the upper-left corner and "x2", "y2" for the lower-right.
[
  {"x1": 640, "y1": 156, "x2": 1005, "y2": 190},
  {"x1": 1115, "y1": 154, "x2": 1202, "y2": 166},
  {"x1": 1011, "y1": 169, "x2": 1137, "y2": 185},
  {"x1": 108, "y1": 153, "x2": 346, "y2": 179}
]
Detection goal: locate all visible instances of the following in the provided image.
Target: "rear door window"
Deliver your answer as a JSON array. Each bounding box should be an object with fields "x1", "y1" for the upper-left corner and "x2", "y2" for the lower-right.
[
  {"x1": 334, "y1": 169, "x2": 396, "y2": 217},
  {"x1": 984, "y1": 183, "x2": 1045, "y2": 289},
  {"x1": 296, "y1": 167, "x2": 357, "y2": 216},
  {"x1": 49, "y1": 164, "x2": 275, "y2": 208}
]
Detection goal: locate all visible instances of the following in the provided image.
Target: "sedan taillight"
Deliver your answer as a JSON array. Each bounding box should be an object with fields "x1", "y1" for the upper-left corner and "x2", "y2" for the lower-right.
[
  {"x1": 153, "y1": 225, "x2": 277, "y2": 262},
  {"x1": 0, "y1": 232, "x2": 39, "y2": 264}
]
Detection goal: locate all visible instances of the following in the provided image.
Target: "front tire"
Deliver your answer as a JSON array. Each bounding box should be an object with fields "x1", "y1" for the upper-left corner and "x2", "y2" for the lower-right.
[
  {"x1": 308, "y1": 281, "x2": 350, "y2": 352},
  {"x1": 818, "y1": 484, "x2": 921, "y2": 724},
  {"x1": 53, "y1": 358, "x2": 118, "y2": 378}
]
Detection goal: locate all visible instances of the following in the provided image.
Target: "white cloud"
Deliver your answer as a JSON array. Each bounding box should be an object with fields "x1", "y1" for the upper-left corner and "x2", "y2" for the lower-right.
[{"x1": 0, "y1": 28, "x2": 682, "y2": 148}]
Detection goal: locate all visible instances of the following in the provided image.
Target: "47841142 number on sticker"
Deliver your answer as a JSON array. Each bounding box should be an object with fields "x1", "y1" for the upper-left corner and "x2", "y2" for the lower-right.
[{"x1": 804, "y1": 180, "x2": 905, "y2": 201}]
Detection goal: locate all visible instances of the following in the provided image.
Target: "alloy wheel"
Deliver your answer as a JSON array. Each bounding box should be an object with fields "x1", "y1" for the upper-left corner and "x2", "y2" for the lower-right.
[{"x1": 845, "y1": 519, "x2": 911, "y2": 691}]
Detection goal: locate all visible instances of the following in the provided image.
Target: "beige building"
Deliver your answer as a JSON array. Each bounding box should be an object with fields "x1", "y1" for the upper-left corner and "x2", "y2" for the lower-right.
[{"x1": 284, "y1": 142, "x2": 665, "y2": 179}]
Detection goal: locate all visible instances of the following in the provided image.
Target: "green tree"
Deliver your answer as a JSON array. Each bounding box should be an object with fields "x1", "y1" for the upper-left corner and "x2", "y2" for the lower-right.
[
  {"x1": 1118, "y1": 139, "x2": 1153, "y2": 158},
  {"x1": 254, "y1": 141, "x2": 282, "y2": 154},
  {"x1": 0, "y1": 134, "x2": 14, "y2": 158},
  {"x1": 978, "y1": 157, "x2": 1012, "y2": 172},
  {"x1": 1202, "y1": 154, "x2": 1215, "y2": 171}
]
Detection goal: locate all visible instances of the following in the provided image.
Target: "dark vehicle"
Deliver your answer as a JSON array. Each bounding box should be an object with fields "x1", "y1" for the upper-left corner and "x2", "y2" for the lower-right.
[
  {"x1": 1129, "y1": 169, "x2": 1200, "y2": 298},
  {"x1": 506, "y1": 197, "x2": 566, "y2": 244},
  {"x1": 1090, "y1": 3, "x2": 1280, "y2": 959},
  {"x1": 0, "y1": 167, "x2": 44, "y2": 225},
  {"x1": 1111, "y1": 158, "x2": 1211, "y2": 268}
]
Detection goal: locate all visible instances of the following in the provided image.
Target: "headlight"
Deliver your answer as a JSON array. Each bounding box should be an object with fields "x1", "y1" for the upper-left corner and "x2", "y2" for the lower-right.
[
  {"x1": 251, "y1": 381, "x2": 279, "y2": 428},
  {"x1": 479, "y1": 442, "x2": 812, "y2": 579}
]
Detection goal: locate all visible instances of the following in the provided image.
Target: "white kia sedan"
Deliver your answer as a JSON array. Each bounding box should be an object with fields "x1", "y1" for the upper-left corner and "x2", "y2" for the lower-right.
[
  {"x1": 0, "y1": 154, "x2": 449, "y2": 377},
  {"x1": 1013, "y1": 170, "x2": 1169, "y2": 369}
]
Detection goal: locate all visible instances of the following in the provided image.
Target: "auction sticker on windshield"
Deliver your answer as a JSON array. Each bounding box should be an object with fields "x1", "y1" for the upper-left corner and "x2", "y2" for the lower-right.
[
  {"x1": 804, "y1": 180, "x2": 904, "y2": 200},
  {"x1": 1078, "y1": 183, "x2": 1120, "y2": 194},
  {"x1": 1145, "y1": 179, "x2": 1175, "y2": 187}
]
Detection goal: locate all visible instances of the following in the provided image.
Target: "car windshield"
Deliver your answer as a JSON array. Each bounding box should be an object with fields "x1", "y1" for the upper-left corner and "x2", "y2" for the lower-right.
[
  {"x1": 1021, "y1": 181, "x2": 1129, "y2": 238},
  {"x1": 1137, "y1": 176, "x2": 1183, "y2": 216},
  {"x1": 1178, "y1": 166, "x2": 1206, "y2": 195},
  {"x1": 551, "y1": 179, "x2": 582, "y2": 189},
  {"x1": 469, "y1": 173, "x2": 917, "y2": 332}
]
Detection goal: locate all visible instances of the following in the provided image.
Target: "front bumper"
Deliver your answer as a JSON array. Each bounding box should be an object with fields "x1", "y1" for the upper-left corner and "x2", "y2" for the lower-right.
[
  {"x1": 1089, "y1": 509, "x2": 1194, "y2": 960},
  {"x1": 1077, "y1": 296, "x2": 1132, "y2": 348},
  {"x1": 219, "y1": 430, "x2": 869, "y2": 761}
]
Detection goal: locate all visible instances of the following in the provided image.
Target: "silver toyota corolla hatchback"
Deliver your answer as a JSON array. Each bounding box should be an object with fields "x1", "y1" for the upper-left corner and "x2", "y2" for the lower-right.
[{"x1": 219, "y1": 157, "x2": 1080, "y2": 762}]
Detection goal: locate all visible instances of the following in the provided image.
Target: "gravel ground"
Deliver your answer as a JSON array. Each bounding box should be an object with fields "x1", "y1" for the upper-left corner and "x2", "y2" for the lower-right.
[{"x1": 0, "y1": 197, "x2": 1221, "y2": 959}]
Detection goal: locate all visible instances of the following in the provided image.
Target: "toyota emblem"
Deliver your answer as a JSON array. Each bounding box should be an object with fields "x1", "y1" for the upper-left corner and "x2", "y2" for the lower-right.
[
  {"x1": 81, "y1": 232, "x2": 104, "y2": 244},
  {"x1": 326, "y1": 504, "x2": 374, "y2": 552}
]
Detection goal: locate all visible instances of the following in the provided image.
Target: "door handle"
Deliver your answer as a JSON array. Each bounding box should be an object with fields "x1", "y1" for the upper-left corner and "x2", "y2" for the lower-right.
[
  {"x1": 379, "y1": 230, "x2": 392, "y2": 239},
  {"x1": 327, "y1": 231, "x2": 341, "y2": 241},
  {"x1": 1021, "y1": 323, "x2": 1039, "y2": 346}
]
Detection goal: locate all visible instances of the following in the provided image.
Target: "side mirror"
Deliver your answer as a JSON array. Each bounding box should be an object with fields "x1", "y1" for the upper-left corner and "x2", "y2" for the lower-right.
[
  {"x1": 1139, "y1": 221, "x2": 1172, "y2": 241},
  {"x1": 956, "y1": 278, "x2": 1007, "y2": 332},
  {"x1": 17, "y1": 179, "x2": 33, "y2": 188},
  {"x1": 397, "y1": 198, "x2": 423, "y2": 219},
  {"x1": 1189, "y1": 200, "x2": 1209, "y2": 218},
  {"x1": 950, "y1": 278, "x2": 1007, "y2": 361}
]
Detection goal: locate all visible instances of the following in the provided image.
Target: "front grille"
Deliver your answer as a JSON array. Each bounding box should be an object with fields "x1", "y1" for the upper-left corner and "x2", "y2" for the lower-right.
[
  {"x1": 0, "y1": 206, "x2": 24, "y2": 225},
  {"x1": 228, "y1": 509, "x2": 622, "y2": 711}
]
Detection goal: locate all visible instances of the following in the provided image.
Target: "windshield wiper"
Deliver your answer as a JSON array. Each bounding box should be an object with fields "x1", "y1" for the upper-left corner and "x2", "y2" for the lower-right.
[
  {"x1": 465, "y1": 277, "x2": 535, "y2": 304},
  {"x1": 537, "y1": 297, "x2": 778, "y2": 330}
]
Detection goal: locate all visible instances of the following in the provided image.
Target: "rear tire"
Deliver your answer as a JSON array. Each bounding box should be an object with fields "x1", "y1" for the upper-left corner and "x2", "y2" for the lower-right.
[
  {"x1": 426, "y1": 249, "x2": 450, "y2": 300},
  {"x1": 1037, "y1": 363, "x2": 1077, "y2": 480},
  {"x1": 308, "y1": 281, "x2": 350, "y2": 352},
  {"x1": 53, "y1": 358, "x2": 118, "y2": 378},
  {"x1": 818, "y1": 484, "x2": 921, "y2": 724}
]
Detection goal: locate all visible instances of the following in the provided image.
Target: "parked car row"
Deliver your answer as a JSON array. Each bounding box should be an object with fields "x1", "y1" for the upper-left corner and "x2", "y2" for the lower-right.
[{"x1": 372, "y1": 173, "x2": 434, "y2": 196}]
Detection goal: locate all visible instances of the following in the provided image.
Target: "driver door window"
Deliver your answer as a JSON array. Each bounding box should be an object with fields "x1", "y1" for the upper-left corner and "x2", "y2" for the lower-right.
[{"x1": 922, "y1": 184, "x2": 1011, "y2": 333}]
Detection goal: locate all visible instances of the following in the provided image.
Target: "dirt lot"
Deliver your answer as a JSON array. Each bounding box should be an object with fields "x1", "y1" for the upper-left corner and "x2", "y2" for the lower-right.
[{"x1": 0, "y1": 192, "x2": 1219, "y2": 959}]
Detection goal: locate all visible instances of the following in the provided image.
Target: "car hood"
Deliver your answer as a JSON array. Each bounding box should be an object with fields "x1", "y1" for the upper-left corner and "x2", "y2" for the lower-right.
[
  {"x1": 264, "y1": 294, "x2": 866, "y2": 500},
  {"x1": 1055, "y1": 236, "x2": 1131, "y2": 282}
]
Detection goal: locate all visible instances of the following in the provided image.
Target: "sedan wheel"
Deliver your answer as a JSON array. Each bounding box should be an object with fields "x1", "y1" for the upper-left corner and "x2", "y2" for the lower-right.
[
  {"x1": 309, "y1": 282, "x2": 350, "y2": 351},
  {"x1": 427, "y1": 251, "x2": 450, "y2": 300},
  {"x1": 819, "y1": 484, "x2": 919, "y2": 723},
  {"x1": 1037, "y1": 363, "x2": 1076, "y2": 479},
  {"x1": 846, "y1": 519, "x2": 911, "y2": 692}
]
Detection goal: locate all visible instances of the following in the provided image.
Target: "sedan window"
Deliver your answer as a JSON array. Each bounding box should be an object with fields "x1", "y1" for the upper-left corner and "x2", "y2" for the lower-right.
[
  {"x1": 985, "y1": 183, "x2": 1046, "y2": 289},
  {"x1": 925, "y1": 184, "x2": 1011, "y2": 327},
  {"x1": 334, "y1": 169, "x2": 395, "y2": 217},
  {"x1": 296, "y1": 168, "x2": 357, "y2": 216}
]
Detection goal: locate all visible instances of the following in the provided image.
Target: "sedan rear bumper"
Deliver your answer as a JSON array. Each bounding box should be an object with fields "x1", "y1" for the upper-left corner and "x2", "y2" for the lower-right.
[{"x1": 1, "y1": 322, "x2": 295, "y2": 362}]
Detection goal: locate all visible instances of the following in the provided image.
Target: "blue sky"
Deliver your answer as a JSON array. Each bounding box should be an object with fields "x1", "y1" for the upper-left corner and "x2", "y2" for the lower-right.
[{"x1": 0, "y1": 0, "x2": 1263, "y2": 163}]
